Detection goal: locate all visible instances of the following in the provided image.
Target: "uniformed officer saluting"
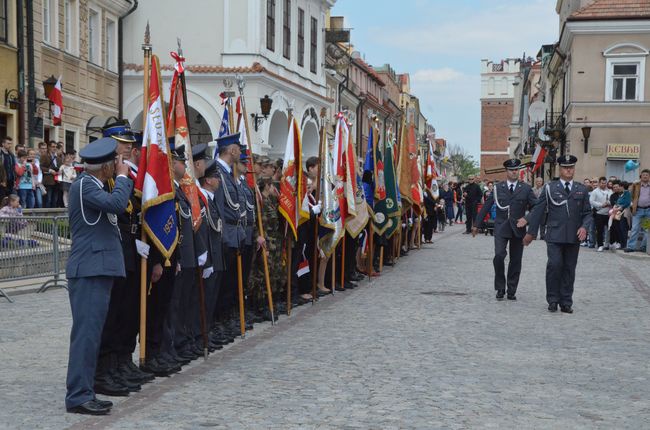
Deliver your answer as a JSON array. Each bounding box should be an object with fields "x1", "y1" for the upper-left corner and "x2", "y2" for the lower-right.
[
  {"x1": 524, "y1": 155, "x2": 592, "y2": 313},
  {"x1": 473, "y1": 158, "x2": 537, "y2": 301},
  {"x1": 65, "y1": 138, "x2": 132, "y2": 415}
]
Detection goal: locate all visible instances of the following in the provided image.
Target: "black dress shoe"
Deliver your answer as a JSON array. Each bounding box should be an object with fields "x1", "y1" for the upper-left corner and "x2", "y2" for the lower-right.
[
  {"x1": 344, "y1": 281, "x2": 357, "y2": 289},
  {"x1": 67, "y1": 399, "x2": 111, "y2": 415},
  {"x1": 94, "y1": 374, "x2": 130, "y2": 397},
  {"x1": 93, "y1": 398, "x2": 113, "y2": 408},
  {"x1": 548, "y1": 302, "x2": 558, "y2": 312},
  {"x1": 560, "y1": 305, "x2": 573, "y2": 314},
  {"x1": 140, "y1": 359, "x2": 170, "y2": 377},
  {"x1": 507, "y1": 295, "x2": 516, "y2": 301},
  {"x1": 496, "y1": 290, "x2": 505, "y2": 300},
  {"x1": 383, "y1": 261, "x2": 394, "y2": 267}
]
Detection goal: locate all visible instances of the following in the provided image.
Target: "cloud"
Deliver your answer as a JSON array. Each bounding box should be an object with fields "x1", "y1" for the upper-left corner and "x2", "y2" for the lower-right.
[
  {"x1": 368, "y1": 0, "x2": 558, "y2": 59},
  {"x1": 411, "y1": 68, "x2": 464, "y2": 83}
]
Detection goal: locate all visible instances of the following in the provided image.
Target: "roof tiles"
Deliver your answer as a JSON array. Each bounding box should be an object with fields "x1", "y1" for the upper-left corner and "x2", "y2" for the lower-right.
[{"x1": 570, "y1": 0, "x2": 650, "y2": 20}]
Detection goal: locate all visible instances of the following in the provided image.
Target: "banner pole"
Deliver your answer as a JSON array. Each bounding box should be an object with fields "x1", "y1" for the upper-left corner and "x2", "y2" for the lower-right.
[{"x1": 138, "y1": 24, "x2": 151, "y2": 367}]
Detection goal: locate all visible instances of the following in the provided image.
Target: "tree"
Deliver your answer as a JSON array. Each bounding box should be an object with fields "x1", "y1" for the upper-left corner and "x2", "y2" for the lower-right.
[{"x1": 447, "y1": 144, "x2": 479, "y2": 181}]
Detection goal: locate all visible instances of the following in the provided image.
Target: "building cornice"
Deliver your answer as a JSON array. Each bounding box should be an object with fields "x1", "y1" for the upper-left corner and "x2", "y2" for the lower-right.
[
  {"x1": 92, "y1": 0, "x2": 134, "y2": 15},
  {"x1": 122, "y1": 62, "x2": 334, "y2": 104},
  {"x1": 560, "y1": 19, "x2": 650, "y2": 52}
]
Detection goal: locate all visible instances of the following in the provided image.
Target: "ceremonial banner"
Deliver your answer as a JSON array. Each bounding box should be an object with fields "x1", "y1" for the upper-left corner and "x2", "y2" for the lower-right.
[
  {"x1": 319, "y1": 128, "x2": 344, "y2": 257},
  {"x1": 166, "y1": 52, "x2": 202, "y2": 231},
  {"x1": 136, "y1": 55, "x2": 178, "y2": 263},
  {"x1": 331, "y1": 115, "x2": 355, "y2": 223},
  {"x1": 425, "y1": 140, "x2": 438, "y2": 188},
  {"x1": 374, "y1": 138, "x2": 400, "y2": 237},
  {"x1": 398, "y1": 122, "x2": 422, "y2": 214},
  {"x1": 344, "y1": 122, "x2": 369, "y2": 238},
  {"x1": 279, "y1": 117, "x2": 308, "y2": 240}
]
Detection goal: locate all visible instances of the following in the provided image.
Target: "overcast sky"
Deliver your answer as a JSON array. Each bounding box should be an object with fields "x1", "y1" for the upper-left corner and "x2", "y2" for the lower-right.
[{"x1": 331, "y1": 0, "x2": 559, "y2": 161}]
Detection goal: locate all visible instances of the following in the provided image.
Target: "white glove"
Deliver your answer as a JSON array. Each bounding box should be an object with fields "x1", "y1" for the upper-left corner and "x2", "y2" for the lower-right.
[
  {"x1": 408, "y1": 218, "x2": 413, "y2": 227},
  {"x1": 402, "y1": 223, "x2": 407, "y2": 228},
  {"x1": 135, "y1": 239, "x2": 150, "y2": 259},
  {"x1": 202, "y1": 266, "x2": 214, "y2": 279},
  {"x1": 197, "y1": 251, "x2": 208, "y2": 267},
  {"x1": 312, "y1": 203, "x2": 322, "y2": 215}
]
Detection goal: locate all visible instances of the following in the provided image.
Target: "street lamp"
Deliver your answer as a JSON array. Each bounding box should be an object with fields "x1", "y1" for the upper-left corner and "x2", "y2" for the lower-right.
[
  {"x1": 42, "y1": 75, "x2": 58, "y2": 99},
  {"x1": 581, "y1": 126, "x2": 591, "y2": 154},
  {"x1": 250, "y1": 95, "x2": 273, "y2": 132}
]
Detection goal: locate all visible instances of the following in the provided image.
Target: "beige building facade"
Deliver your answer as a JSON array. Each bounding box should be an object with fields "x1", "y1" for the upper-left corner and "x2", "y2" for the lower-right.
[
  {"x1": 552, "y1": 0, "x2": 650, "y2": 179},
  {"x1": 29, "y1": 0, "x2": 134, "y2": 150}
]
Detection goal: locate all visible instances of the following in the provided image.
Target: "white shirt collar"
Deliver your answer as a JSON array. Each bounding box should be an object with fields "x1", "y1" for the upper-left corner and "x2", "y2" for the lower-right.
[
  {"x1": 124, "y1": 159, "x2": 138, "y2": 172},
  {"x1": 560, "y1": 179, "x2": 574, "y2": 189},
  {"x1": 173, "y1": 179, "x2": 179, "y2": 187},
  {"x1": 200, "y1": 187, "x2": 214, "y2": 201},
  {"x1": 217, "y1": 157, "x2": 231, "y2": 174},
  {"x1": 506, "y1": 180, "x2": 518, "y2": 188}
]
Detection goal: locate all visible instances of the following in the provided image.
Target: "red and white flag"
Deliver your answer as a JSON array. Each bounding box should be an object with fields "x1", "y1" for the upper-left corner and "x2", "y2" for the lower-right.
[
  {"x1": 278, "y1": 117, "x2": 308, "y2": 240},
  {"x1": 135, "y1": 55, "x2": 178, "y2": 262},
  {"x1": 531, "y1": 143, "x2": 547, "y2": 173},
  {"x1": 48, "y1": 77, "x2": 63, "y2": 126}
]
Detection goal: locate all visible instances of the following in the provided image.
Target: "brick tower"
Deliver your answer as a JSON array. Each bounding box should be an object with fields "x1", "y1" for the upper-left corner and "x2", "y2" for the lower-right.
[{"x1": 480, "y1": 59, "x2": 521, "y2": 180}]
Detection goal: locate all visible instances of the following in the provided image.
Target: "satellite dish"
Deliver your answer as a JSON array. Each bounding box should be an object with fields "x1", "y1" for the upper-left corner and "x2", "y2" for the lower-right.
[
  {"x1": 538, "y1": 127, "x2": 551, "y2": 142},
  {"x1": 528, "y1": 101, "x2": 546, "y2": 123}
]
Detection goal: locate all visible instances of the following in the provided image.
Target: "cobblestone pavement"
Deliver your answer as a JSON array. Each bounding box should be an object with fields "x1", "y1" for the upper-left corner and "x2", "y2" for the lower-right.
[{"x1": 2, "y1": 225, "x2": 650, "y2": 429}]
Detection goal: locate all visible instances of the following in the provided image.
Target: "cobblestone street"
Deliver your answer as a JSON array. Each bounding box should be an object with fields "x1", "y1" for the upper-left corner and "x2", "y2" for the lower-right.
[{"x1": 2, "y1": 226, "x2": 650, "y2": 429}]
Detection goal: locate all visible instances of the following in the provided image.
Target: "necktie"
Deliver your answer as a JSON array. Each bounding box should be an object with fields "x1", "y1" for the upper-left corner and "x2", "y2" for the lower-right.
[
  {"x1": 565, "y1": 182, "x2": 571, "y2": 194},
  {"x1": 509, "y1": 184, "x2": 514, "y2": 194}
]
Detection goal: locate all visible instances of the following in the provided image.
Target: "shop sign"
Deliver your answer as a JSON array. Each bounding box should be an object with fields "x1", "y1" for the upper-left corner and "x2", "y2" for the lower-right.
[{"x1": 606, "y1": 143, "x2": 640, "y2": 159}]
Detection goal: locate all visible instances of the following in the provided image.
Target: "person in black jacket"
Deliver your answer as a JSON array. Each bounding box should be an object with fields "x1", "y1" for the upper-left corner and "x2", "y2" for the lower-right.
[
  {"x1": 473, "y1": 159, "x2": 537, "y2": 300},
  {"x1": 463, "y1": 176, "x2": 483, "y2": 233}
]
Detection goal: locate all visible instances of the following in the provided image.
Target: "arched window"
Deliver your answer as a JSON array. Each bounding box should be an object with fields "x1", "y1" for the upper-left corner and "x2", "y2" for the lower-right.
[{"x1": 603, "y1": 43, "x2": 648, "y2": 102}]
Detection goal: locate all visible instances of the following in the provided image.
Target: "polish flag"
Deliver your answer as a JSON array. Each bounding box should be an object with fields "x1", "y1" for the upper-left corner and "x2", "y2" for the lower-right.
[
  {"x1": 48, "y1": 77, "x2": 63, "y2": 126},
  {"x1": 531, "y1": 143, "x2": 547, "y2": 173}
]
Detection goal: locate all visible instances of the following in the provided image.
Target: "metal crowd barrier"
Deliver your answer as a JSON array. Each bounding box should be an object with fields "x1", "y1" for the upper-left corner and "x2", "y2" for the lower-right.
[{"x1": 0, "y1": 215, "x2": 70, "y2": 302}]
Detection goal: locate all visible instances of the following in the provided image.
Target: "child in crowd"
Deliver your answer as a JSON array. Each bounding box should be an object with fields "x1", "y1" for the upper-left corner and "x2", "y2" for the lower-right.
[
  {"x1": 0, "y1": 194, "x2": 28, "y2": 233},
  {"x1": 14, "y1": 149, "x2": 38, "y2": 209},
  {"x1": 59, "y1": 151, "x2": 78, "y2": 208}
]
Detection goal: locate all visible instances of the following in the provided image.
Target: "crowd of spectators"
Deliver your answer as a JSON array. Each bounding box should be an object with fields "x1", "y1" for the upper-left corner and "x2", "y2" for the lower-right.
[
  {"x1": 421, "y1": 170, "x2": 649, "y2": 255},
  {"x1": 0, "y1": 136, "x2": 79, "y2": 210}
]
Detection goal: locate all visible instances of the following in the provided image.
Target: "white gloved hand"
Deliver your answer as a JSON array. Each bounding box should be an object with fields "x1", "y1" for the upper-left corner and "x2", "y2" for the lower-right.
[
  {"x1": 311, "y1": 203, "x2": 322, "y2": 215},
  {"x1": 197, "y1": 251, "x2": 208, "y2": 267},
  {"x1": 402, "y1": 223, "x2": 407, "y2": 229},
  {"x1": 135, "y1": 239, "x2": 150, "y2": 259},
  {"x1": 408, "y1": 218, "x2": 413, "y2": 227},
  {"x1": 202, "y1": 266, "x2": 214, "y2": 279}
]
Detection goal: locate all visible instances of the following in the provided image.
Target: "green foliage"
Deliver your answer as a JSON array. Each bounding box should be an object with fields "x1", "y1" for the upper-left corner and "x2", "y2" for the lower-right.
[{"x1": 448, "y1": 144, "x2": 480, "y2": 181}]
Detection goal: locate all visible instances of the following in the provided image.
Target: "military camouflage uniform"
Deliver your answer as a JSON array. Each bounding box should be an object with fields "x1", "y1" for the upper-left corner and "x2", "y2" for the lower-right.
[{"x1": 249, "y1": 193, "x2": 286, "y2": 309}]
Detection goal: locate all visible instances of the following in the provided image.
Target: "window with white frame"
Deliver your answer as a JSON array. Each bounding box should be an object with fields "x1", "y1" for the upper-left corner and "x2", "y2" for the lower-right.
[
  {"x1": 88, "y1": 7, "x2": 100, "y2": 65},
  {"x1": 611, "y1": 63, "x2": 639, "y2": 101},
  {"x1": 64, "y1": 0, "x2": 78, "y2": 54},
  {"x1": 106, "y1": 17, "x2": 117, "y2": 72},
  {"x1": 43, "y1": 0, "x2": 57, "y2": 45},
  {"x1": 604, "y1": 44, "x2": 648, "y2": 102}
]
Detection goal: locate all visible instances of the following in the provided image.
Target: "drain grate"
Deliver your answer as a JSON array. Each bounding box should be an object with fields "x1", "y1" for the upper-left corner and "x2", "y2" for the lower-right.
[{"x1": 420, "y1": 291, "x2": 467, "y2": 296}]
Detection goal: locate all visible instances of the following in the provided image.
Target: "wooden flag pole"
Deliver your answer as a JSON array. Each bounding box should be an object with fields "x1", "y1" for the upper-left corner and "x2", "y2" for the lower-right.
[
  {"x1": 340, "y1": 234, "x2": 346, "y2": 290},
  {"x1": 236, "y1": 250, "x2": 246, "y2": 338},
  {"x1": 237, "y1": 77, "x2": 275, "y2": 326},
  {"x1": 379, "y1": 245, "x2": 384, "y2": 273},
  {"x1": 138, "y1": 24, "x2": 152, "y2": 367},
  {"x1": 286, "y1": 237, "x2": 292, "y2": 316},
  {"x1": 331, "y1": 242, "x2": 336, "y2": 294},
  {"x1": 367, "y1": 221, "x2": 374, "y2": 281},
  {"x1": 311, "y1": 110, "x2": 326, "y2": 304}
]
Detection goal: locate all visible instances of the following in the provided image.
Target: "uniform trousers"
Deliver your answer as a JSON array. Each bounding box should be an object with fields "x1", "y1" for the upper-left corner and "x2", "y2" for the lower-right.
[
  {"x1": 493, "y1": 235, "x2": 524, "y2": 294},
  {"x1": 204, "y1": 271, "x2": 223, "y2": 329},
  {"x1": 146, "y1": 265, "x2": 175, "y2": 357},
  {"x1": 65, "y1": 276, "x2": 113, "y2": 409},
  {"x1": 545, "y1": 242, "x2": 580, "y2": 306},
  {"x1": 98, "y1": 267, "x2": 139, "y2": 363},
  {"x1": 216, "y1": 250, "x2": 239, "y2": 319}
]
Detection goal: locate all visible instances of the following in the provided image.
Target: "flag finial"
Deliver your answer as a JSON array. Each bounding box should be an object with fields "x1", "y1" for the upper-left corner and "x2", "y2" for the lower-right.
[{"x1": 142, "y1": 22, "x2": 151, "y2": 51}]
